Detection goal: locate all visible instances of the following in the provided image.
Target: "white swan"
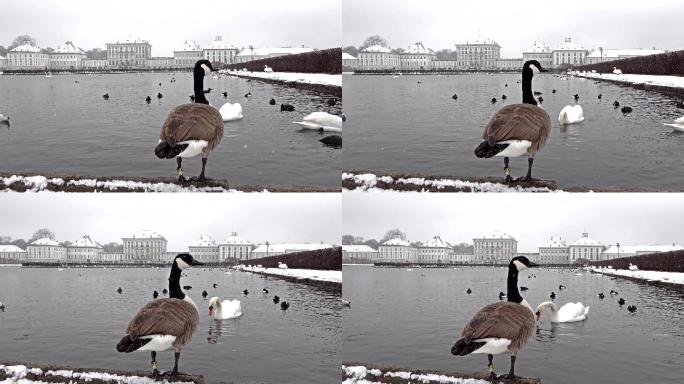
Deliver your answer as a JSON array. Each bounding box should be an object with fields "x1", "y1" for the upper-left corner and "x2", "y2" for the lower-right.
[
  {"x1": 613, "y1": 67, "x2": 623, "y2": 75},
  {"x1": 278, "y1": 262, "x2": 288, "y2": 269},
  {"x1": 535, "y1": 301, "x2": 590, "y2": 323},
  {"x1": 628, "y1": 263, "x2": 639, "y2": 271},
  {"x1": 264, "y1": 65, "x2": 273, "y2": 73},
  {"x1": 664, "y1": 116, "x2": 684, "y2": 132},
  {"x1": 208, "y1": 297, "x2": 242, "y2": 319},
  {"x1": 219, "y1": 102, "x2": 243, "y2": 122},
  {"x1": 0, "y1": 114, "x2": 9, "y2": 123},
  {"x1": 559, "y1": 105, "x2": 584, "y2": 125},
  {"x1": 293, "y1": 112, "x2": 343, "y2": 133}
]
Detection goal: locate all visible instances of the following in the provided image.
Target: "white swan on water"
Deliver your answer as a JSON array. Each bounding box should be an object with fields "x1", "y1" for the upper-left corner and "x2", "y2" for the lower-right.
[
  {"x1": 664, "y1": 116, "x2": 684, "y2": 132},
  {"x1": 0, "y1": 114, "x2": 9, "y2": 123},
  {"x1": 219, "y1": 102, "x2": 243, "y2": 122},
  {"x1": 208, "y1": 297, "x2": 242, "y2": 320},
  {"x1": 264, "y1": 65, "x2": 273, "y2": 72},
  {"x1": 293, "y1": 112, "x2": 343, "y2": 133},
  {"x1": 535, "y1": 301, "x2": 590, "y2": 323},
  {"x1": 628, "y1": 263, "x2": 639, "y2": 271},
  {"x1": 613, "y1": 67, "x2": 623, "y2": 75},
  {"x1": 559, "y1": 105, "x2": 584, "y2": 125}
]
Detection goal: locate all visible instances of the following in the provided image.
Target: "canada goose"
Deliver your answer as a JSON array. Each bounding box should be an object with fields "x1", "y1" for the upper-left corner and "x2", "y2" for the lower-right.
[
  {"x1": 146, "y1": 96, "x2": 152, "y2": 104},
  {"x1": 613, "y1": 100, "x2": 620, "y2": 108},
  {"x1": 559, "y1": 104, "x2": 584, "y2": 125},
  {"x1": 208, "y1": 297, "x2": 242, "y2": 319},
  {"x1": 559, "y1": 285, "x2": 566, "y2": 290},
  {"x1": 327, "y1": 98, "x2": 337, "y2": 106},
  {"x1": 618, "y1": 298, "x2": 625, "y2": 306},
  {"x1": 491, "y1": 97, "x2": 497, "y2": 104},
  {"x1": 269, "y1": 98, "x2": 276, "y2": 105},
  {"x1": 598, "y1": 293, "x2": 605, "y2": 299},
  {"x1": 157, "y1": 92, "x2": 163, "y2": 99},
  {"x1": 663, "y1": 116, "x2": 684, "y2": 132},
  {"x1": 466, "y1": 288, "x2": 472, "y2": 295},
  {"x1": 621, "y1": 106, "x2": 633, "y2": 114},
  {"x1": 451, "y1": 256, "x2": 538, "y2": 379},
  {"x1": 243, "y1": 289, "x2": 249, "y2": 295},
  {"x1": 452, "y1": 94, "x2": 458, "y2": 100},
  {"x1": 499, "y1": 291, "x2": 506, "y2": 300},
  {"x1": 219, "y1": 102, "x2": 243, "y2": 122},
  {"x1": 244, "y1": 92, "x2": 252, "y2": 98},
  {"x1": 273, "y1": 295, "x2": 280, "y2": 304},
  {"x1": 116, "y1": 253, "x2": 203, "y2": 376},
  {"x1": 519, "y1": 286, "x2": 528, "y2": 291},
  {"x1": 293, "y1": 112, "x2": 343, "y2": 133},
  {"x1": 627, "y1": 305, "x2": 637, "y2": 312},
  {"x1": 154, "y1": 60, "x2": 223, "y2": 182},
  {"x1": 280, "y1": 301, "x2": 290, "y2": 310},
  {"x1": 221, "y1": 91, "x2": 227, "y2": 97},
  {"x1": 598, "y1": 94, "x2": 602, "y2": 100},
  {"x1": 117, "y1": 287, "x2": 123, "y2": 294},
  {"x1": 281, "y1": 104, "x2": 295, "y2": 112},
  {"x1": 535, "y1": 301, "x2": 589, "y2": 323},
  {"x1": 263, "y1": 288, "x2": 269, "y2": 294},
  {"x1": 613, "y1": 67, "x2": 623, "y2": 75},
  {"x1": 320, "y1": 135, "x2": 342, "y2": 148},
  {"x1": 474, "y1": 60, "x2": 551, "y2": 182},
  {"x1": 501, "y1": 94, "x2": 507, "y2": 100},
  {"x1": 549, "y1": 292, "x2": 556, "y2": 300},
  {"x1": 201, "y1": 290, "x2": 208, "y2": 298},
  {"x1": 103, "y1": 94, "x2": 109, "y2": 100},
  {"x1": 153, "y1": 291, "x2": 159, "y2": 299}
]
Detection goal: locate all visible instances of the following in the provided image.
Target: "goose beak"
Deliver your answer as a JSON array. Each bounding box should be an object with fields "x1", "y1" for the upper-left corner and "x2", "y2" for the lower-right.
[
  {"x1": 529, "y1": 262, "x2": 539, "y2": 268},
  {"x1": 191, "y1": 259, "x2": 204, "y2": 266}
]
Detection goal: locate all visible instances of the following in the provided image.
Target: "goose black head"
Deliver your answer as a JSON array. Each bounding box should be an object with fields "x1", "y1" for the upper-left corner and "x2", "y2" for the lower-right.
[
  {"x1": 174, "y1": 253, "x2": 203, "y2": 270},
  {"x1": 510, "y1": 256, "x2": 538, "y2": 272},
  {"x1": 194, "y1": 60, "x2": 214, "y2": 76},
  {"x1": 522, "y1": 60, "x2": 546, "y2": 76}
]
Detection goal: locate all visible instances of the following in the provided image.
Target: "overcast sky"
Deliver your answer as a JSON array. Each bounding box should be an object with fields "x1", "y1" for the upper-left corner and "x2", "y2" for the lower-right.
[
  {"x1": 0, "y1": 194, "x2": 341, "y2": 250},
  {"x1": 343, "y1": 193, "x2": 684, "y2": 252},
  {"x1": 0, "y1": 0, "x2": 341, "y2": 56},
  {"x1": 343, "y1": 0, "x2": 684, "y2": 57}
]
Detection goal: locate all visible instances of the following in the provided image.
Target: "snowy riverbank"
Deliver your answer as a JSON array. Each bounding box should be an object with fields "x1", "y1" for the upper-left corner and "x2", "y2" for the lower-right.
[
  {"x1": 342, "y1": 364, "x2": 538, "y2": 384},
  {"x1": 342, "y1": 172, "x2": 557, "y2": 192},
  {"x1": 587, "y1": 266, "x2": 684, "y2": 285},
  {"x1": 0, "y1": 364, "x2": 200, "y2": 384},
  {"x1": 574, "y1": 71, "x2": 684, "y2": 90},
  {"x1": 238, "y1": 265, "x2": 342, "y2": 284},
  {"x1": 223, "y1": 70, "x2": 342, "y2": 88}
]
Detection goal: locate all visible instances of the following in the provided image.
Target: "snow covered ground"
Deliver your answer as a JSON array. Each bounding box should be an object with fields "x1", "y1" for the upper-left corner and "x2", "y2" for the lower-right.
[
  {"x1": 238, "y1": 266, "x2": 342, "y2": 283},
  {"x1": 223, "y1": 70, "x2": 341, "y2": 87},
  {"x1": 342, "y1": 365, "x2": 490, "y2": 384},
  {"x1": 574, "y1": 72, "x2": 684, "y2": 89},
  {"x1": 587, "y1": 266, "x2": 684, "y2": 284},
  {"x1": 342, "y1": 172, "x2": 557, "y2": 193},
  {"x1": 0, "y1": 364, "x2": 195, "y2": 384},
  {"x1": 1, "y1": 175, "x2": 239, "y2": 192}
]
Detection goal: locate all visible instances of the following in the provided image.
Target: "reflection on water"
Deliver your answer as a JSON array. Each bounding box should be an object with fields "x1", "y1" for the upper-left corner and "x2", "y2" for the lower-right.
[{"x1": 206, "y1": 318, "x2": 241, "y2": 344}]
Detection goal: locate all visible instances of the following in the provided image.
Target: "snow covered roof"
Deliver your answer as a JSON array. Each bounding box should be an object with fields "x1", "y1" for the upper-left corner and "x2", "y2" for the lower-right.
[
  {"x1": 571, "y1": 232, "x2": 602, "y2": 247},
  {"x1": 175, "y1": 40, "x2": 201, "y2": 52},
  {"x1": 603, "y1": 244, "x2": 683, "y2": 255},
  {"x1": 204, "y1": 36, "x2": 236, "y2": 50},
  {"x1": 110, "y1": 35, "x2": 149, "y2": 44},
  {"x1": 220, "y1": 232, "x2": 251, "y2": 246},
  {"x1": 382, "y1": 237, "x2": 411, "y2": 247},
  {"x1": 252, "y1": 243, "x2": 332, "y2": 253},
  {"x1": 193, "y1": 235, "x2": 216, "y2": 247},
  {"x1": 0, "y1": 245, "x2": 26, "y2": 253},
  {"x1": 423, "y1": 236, "x2": 450, "y2": 248},
  {"x1": 480, "y1": 231, "x2": 514, "y2": 240},
  {"x1": 127, "y1": 230, "x2": 164, "y2": 239},
  {"x1": 10, "y1": 44, "x2": 41, "y2": 53},
  {"x1": 0, "y1": 55, "x2": 6, "y2": 60},
  {"x1": 405, "y1": 42, "x2": 434, "y2": 55},
  {"x1": 30, "y1": 237, "x2": 61, "y2": 246},
  {"x1": 460, "y1": 37, "x2": 499, "y2": 46},
  {"x1": 342, "y1": 245, "x2": 377, "y2": 253},
  {"x1": 53, "y1": 41, "x2": 85, "y2": 54},
  {"x1": 541, "y1": 236, "x2": 567, "y2": 248},
  {"x1": 586, "y1": 48, "x2": 664, "y2": 59},
  {"x1": 236, "y1": 47, "x2": 313, "y2": 57},
  {"x1": 342, "y1": 52, "x2": 357, "y2": 60},
  {"x1": 361, "y1": 45, "x2": 391, "y2": 53},
  {"x1": 73, "y1": 235, "x2": 102, "y2": 248},
  {"x1": 524, "y1": 41, "x2": 550, "y2": 53},
  {"x1": 555, "y1": 37, "x2": 585, "y2": 51}
]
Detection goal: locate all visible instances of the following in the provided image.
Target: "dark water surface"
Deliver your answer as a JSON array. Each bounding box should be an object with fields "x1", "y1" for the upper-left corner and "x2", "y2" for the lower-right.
[
  {"x1": 0, "y1": 267, "x2": 341, "y2": 384},
  {"x1": 0, "y1": 73, "x2": 341, "y2": 188},
  {"x1": 343, "y1": 74, "x2": 684, "y2": 189},
  {"x1": 342, "y1": 266, "x2": 684, "y2": 384}
]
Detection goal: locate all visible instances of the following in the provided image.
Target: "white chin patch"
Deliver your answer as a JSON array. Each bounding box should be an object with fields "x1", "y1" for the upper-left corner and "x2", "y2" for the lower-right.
[
  {"x1": 513, "y1": 259, "x2": 527, "y2": 271},
  {"x1": 176, "y1": 258, "x2": 190, "y2": 270},
  {"x1": 201, "y1": 64, "x2": 210, "y2": 75},
  {"x1": 529, "y1": 64, "x2": 540, "y2": 74}
]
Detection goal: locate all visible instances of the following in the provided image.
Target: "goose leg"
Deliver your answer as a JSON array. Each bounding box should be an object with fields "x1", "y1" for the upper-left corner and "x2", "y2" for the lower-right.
[
  {"x1": 170, "y1": 351, "x2": 180, "y2": 375},
  {"x1": 515, "y1": 158, "x2": 535, "y2": 182},
  {"x1": 502, "y1": 355, "x2": 517, "y2": 379},
  {"x1": 176, "y1": 158, "x2": 185, "y2": 182},
  {"x1": 503, "y1": 157, "x2": 512, "y2": 182},
  {"x1": 150, "y1": 351, "x2": 159, "y2": 377},
  {"x1": 487, "y1": 354, "x2": 496, "y2": 380},
  {"x1": 197, "y1": 157, "x2": 208, "y2": 181}
]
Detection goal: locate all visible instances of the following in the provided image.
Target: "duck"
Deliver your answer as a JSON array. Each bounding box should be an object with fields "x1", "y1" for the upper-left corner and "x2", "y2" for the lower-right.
[
  {"x1": 621, "y1": 106, "x2": 633, "y2": 114},
  {"x1": 320, "y1": 135, "x2": 342, "y2": 148},
  {"x1": 609, "y1": 289, "x2": 618, "y2": 295},
  {"x1": 154, "y1": 60, "x2": 223, "y2": 182},
  {"x1": 663, "y1": 116, "x2": 684, "y2": 132},
  {"x1": 613, "y1": 100, "x2": 620, "y2": 108},
  {"x1": 262, "y1": 288, "x2": 269, "y2": 294},
  {"x1": 519, "y1": 286, "x2": 528, "y2": 291},
  {"x1": 145, "y1": 96, "x2": 152, "y2": 104},
  {"x1": 618, "y1": 298, "x2": 625, "y2": 306},
  {"x1": 452, "y1": 94, "x2": 458, "y2": 100},
  {"x1": 474, "y1": 60, "x2": 551, "y2": 183},
  {"x1": 0, "y1": 302, "x2": 5, "y2": 312},
  {"x1": 342, "y1": 299, "x2": 351, "y2": 308},
  {"x1": 116, "y1": 253, "x2": 203, "y2": 377},
  {"x1": 549, "y1": 292, "x2": 556, "y2": 300},
  {"x1": 117, "y1": 287, "x2": 123, "y2": 294},
  {"x1": 598, "y1": 293, "x2": 605, "y2": 299},
  {"x1": 491, "y1": 97, "x2": 497, "y2": 104},
  {"x1": 501, "y1": 94, "x2": 507, "y2": 100},
  {"x1": 189, "y1": 95, "x2": 195, "y2": 102},
  {"x1": 273, "y1": 295, "x2": 280, "y2": 304},
  {"x1": 221, "y1": 91, "x2": 228, "y2": 97},
  {"x1": 559, "y1": 285, "x2": 566, "y2": 290},
  {"x1": 559, "y1": 104, "x2": 584, "y2": 125},
  {"x1": 466, "y1": 288, "x2": 472, "y2": 295},
  {"x1": 157, "y1": 92, "x2": 163, "y2": 99},
  {"x1": 613, "y1": 67, "x2": 623, "y2": 75},
  {"x1": 183, "y1": 285, "x2": 192, "y2": 290},
  {"x1": 280, "y1": 104, "x2": 295, "y2": 112},
  {"x1": 533, "y1": 91, "x2": 542, "y2": 96},
  {"x1": 103, "y1": 94, "x2": 109, "y2": 100},
  {"x1": 203, "y1": 88, "x2": 212, "y2": 94},
  {"x1": 451, "y1": 256, "x2": 538, "y2": 380},
  {"x1": 201, "y1": 290, "x2": 208, "y2": 298},
  {"x1": 627, "y1": 305, "x2": 637, "y2": 312},
  {"x1": 208, "y1": 297, "x2": 242, "y2": 319},
  {"x1": 597, "y1": 94, "x2": 602, "y2": 100},
  {"x1": 327, "y1": 98, "x2": 337, "y2": 106},
  {"x1": 293, "y1": 112, "x2": 343, "y2": 133},
  {"x1": 551, "y1": 89, "x2": 556, "y2": 94},
  {"x1": 498, "y1": 291, "x2": 506, "y2": 300},
  {"x1": 243, "y1": 289, "x2": 249, "y2": 295},
  {"x1": 537, "y1": 96, "x2": 543, "y2": 104},
  {"x1": 269, "y1": 98, "x2": 276, "y2": 105},
  {"x1": 535, "y1": 301, "x2": 590, "y2": 323},
  {"x1": 162, "y1": 288, "x2": 168, "y2": 295},
  {"x1": 212, "y1": 283, "x2": 218, "y2": 288},
  {"x1": 153, "y1": 290, "x2": 159, "y2": 299},
  {"x1": 244, "y1": 92, "x2": 252, "y2": 98},
  {"x1": 280, "y1": 301, "x2": 290, "y2": 310},
  {"x1": 219, "y1": 102, "x2": 243, "y2": 122}
]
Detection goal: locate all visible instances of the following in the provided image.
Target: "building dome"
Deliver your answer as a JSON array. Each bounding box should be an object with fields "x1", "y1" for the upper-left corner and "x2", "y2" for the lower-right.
[
  {"x1": 131, "y1": 230, "x2": 164, "y2": 239},
  {"x1": 555, "y1": 37, "x2": 584, "y2": 51},
  {"x1": 194, "y1": 235, "x2": 216, "y2": 247},
  {"x1": 571, "y1": 232, "x2": 602, "y2": 246},
  {"x1": 542, "y1": 236, "x2": 566, "y2": 248},
  {"x1": 73, "y1": 235, "x2": 102, "y2": 248},
  {"x1": 176, "y1": 40, "x2": 201, "y2": 52},
  {"x1": 423, "y1": 236, "x2": 449, "y2": 248},
  {"x1": 405, "y1": 42, "x2": 434, "y2": 55},
  {"x1": 204, "y1": 36, "x2": 236, "y2": 50},
  {"x1": 220, "y1": 232, "x2": 251, "y2": 245},
  {"x1": 525, "y1": 41, "x2": 550, "y2": 53}
]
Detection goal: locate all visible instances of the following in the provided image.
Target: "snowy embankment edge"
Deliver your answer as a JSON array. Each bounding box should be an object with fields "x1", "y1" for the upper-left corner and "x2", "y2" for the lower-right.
[
  {"x1": 342, "y1": 363, "x2": 540, "y2": 384},
  {"x1": 0, "y1": 363, "x2": 200, "y2": 384},
  {"x1": 574, "y1": 72, "x2": 684, "y2": 90},
  {"x1": 237, "y1": 265, "x2": 342, "y2": 284},
  {"x1": 222, "y1": 70, "x2": 342, "y2": 88},
  {"x1": 586, "y1": 266, "x2": 684, "y2": 285}
]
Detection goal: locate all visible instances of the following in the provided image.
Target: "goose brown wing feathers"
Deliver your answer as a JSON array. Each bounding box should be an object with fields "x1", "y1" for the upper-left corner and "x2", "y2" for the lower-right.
[
  {"x1": 125, "y1": 298, "x2": 199, "y2": 348},
  {"x1": 160, "y1": 104, "x2": 223, "y2": 150},
  {"x1": 460, "y1": 302, "x2": 535, "y2": 353},
  {"x1": 483, "y1": 104, "x2": 551, "y2": 154}
]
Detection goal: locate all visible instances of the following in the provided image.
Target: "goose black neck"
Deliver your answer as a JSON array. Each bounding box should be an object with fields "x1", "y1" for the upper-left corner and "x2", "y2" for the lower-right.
[
  {"x1": 507, "y1": 264, "x2": 523, "y2": 303},
  {"x1": 193, "y1": 70, "x2": 208, "y2": 105},
  {"x1": 169, "y1": 262, "x2": 185, "y2": 300},
  {"x1": 522, "y1": 70, "x2": 537, "y2": 106}
]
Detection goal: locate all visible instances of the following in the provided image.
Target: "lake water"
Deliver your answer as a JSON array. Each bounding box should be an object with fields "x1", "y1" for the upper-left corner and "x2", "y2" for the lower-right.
[
  {"x1": 0, "y1": 73, "x2": 341, "y2": 189},
  {"x1": 343, "y1": 74, "x2": 684, "y2": 190},
  {"x1": 0, "y1": 266, "x2": 341, "y2": 384},
  {"x1": 342, "y1": 266, "x2": 684, "y2": 384}
]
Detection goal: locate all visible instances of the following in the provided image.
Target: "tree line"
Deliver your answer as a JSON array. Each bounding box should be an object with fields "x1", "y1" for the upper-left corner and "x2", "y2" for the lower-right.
[
  {"x1": 0, "y1": 34, "x2": 107, "y2": 59},
  {"x1": 1, "y1": 228, "x2": 122, "y2": 253},
  {"x1": 343, "y1": 228, "x2": 474, "y2": 253},
  {"x1": 342, "y1": 35, "x2": 458, "y2": 60}
]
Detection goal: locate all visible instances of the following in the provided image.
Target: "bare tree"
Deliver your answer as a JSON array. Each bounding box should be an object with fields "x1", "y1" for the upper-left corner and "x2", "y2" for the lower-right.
[
  {"x1": 360, "y1": 35, "x2": 388, "y2": 50},
  {"x1": 342, "y1": 46, "x2": 359, "y2": 56},
  {"x1": 380, "y1": 228, "x2": 407, "y2": 243},
  {"x1": 29, "y1": 228, "x2": 56, "y2": 242},
  {"x1": 8, "y1": 35, "x2": 38, "y2": 50},
  {"x1": 86, "y1": 48, "x2": 107, "y2": 60}
]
